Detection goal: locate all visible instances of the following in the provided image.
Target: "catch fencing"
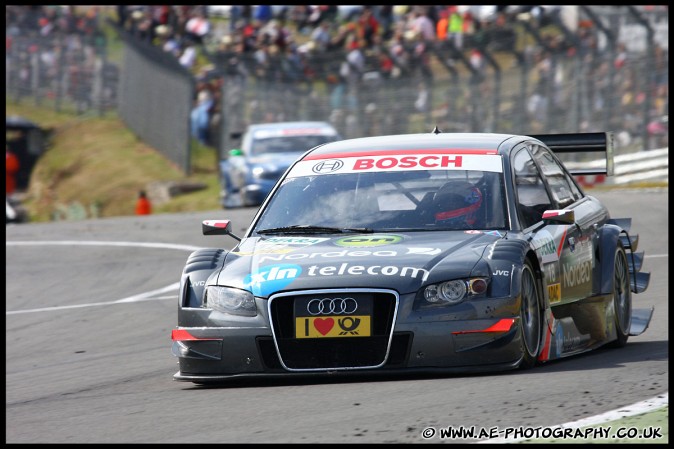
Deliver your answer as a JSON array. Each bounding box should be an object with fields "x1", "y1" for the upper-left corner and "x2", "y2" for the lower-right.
[
  {"x1": 211, "y1": 6, "x2": 668, "y2": 159},
  {"x1": 116, "y1": 28, "x2": 194, "y2": 174},
  {"x1": 5, "y1": 6, "x2": 668, "y2": 178}
]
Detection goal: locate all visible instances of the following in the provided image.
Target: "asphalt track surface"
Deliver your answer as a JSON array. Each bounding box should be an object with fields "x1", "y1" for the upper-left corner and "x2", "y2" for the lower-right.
[{"x1": 5, "y1": 189, "x2": 668, "y2": 444}]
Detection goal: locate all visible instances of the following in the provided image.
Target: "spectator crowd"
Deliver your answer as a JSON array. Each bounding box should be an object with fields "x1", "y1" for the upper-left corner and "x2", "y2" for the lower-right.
[{"x1": 6, "y1": 5, "x2": 668, "y2": 149}]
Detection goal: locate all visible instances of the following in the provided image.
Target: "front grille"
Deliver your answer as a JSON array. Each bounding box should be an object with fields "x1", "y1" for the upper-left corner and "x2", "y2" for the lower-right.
[{"x1": 268, "y1": 289, "x2": 398, "y2": 370}]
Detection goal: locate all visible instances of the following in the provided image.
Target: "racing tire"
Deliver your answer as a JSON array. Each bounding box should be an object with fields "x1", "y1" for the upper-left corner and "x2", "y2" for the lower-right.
[
  {"x1": 518, "y1": 261, "x2": 542, "y2": 369},
  {"x1": 608, "y1": 244, "x2": 632, "y2": 348}
]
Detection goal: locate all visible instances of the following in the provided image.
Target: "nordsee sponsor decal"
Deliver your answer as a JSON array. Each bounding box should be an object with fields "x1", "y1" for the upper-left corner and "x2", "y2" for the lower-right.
[
  {"x1": 307, "y1": 263, "x2": 429, "y2": 281},
  {"x1": 243, "y1": 264, "x2": 301, "y2": 296},
  {"x1": 258, "y1": 249, "x2": 397, "y2": 263},
  {"x1": 334, "y1": 234, "x2": 403, "y2": 247},
  {"x1": 257, "y1": 247, "x2": 441, "y2": 262},
  {"x1": 562, "y1": 260, "x2": 591, "y2": 287}
]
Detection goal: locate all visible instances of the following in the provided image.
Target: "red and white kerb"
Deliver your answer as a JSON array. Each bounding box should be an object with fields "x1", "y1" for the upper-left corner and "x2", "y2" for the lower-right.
[{"x1": 288, "y1": 149, "x2": 502, "y2": 178}]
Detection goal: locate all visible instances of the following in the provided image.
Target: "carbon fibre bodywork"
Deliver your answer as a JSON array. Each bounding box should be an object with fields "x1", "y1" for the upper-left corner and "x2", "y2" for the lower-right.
[{"x1": 173, "y1": 131, "x2": 653, "y2": 383}]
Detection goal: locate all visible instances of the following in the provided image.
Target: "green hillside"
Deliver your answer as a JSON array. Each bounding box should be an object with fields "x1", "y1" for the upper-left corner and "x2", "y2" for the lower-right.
[{"x1": 6, "y1": 101, "x2": 221, "y2": 222}]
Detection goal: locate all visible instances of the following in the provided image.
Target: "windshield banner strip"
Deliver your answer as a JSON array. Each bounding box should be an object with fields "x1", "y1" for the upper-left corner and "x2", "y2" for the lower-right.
[
  {"x1": 288, "y1": 154, "x2": 503, "y2": 178},
  {"x1": 303, "y1": 149, "x2": 498, "y2": 160}
]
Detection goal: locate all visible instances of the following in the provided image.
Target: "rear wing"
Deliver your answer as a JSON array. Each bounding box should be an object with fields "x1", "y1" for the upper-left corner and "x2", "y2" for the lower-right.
[{"x1": 530, "y1": 132, "x2": 615, "y2": 176}]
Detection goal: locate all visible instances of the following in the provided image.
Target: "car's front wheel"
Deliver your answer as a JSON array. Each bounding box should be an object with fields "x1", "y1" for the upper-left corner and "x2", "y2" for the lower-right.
[
  {"x1": 519, "y1": 261, "x2": 542, "y2": 369},
  {"x1": 609, "y1": 244, "x2": 632, "y2": 348}
]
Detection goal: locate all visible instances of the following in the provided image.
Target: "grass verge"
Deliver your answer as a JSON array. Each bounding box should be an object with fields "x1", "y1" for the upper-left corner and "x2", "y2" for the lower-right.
[{"x1": 6, "y1": 100, "x2": 221, "y2": 222}]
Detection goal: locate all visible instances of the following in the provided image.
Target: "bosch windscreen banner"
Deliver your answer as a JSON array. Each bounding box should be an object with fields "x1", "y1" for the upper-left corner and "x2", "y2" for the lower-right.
[{"x1": 288, "y1": 151, "x2": 503, "y2": 178}]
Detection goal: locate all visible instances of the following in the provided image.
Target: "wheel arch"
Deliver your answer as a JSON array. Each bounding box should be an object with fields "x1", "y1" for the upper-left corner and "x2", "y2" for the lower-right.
[
  {"x1": 179, "y1": 248, "x2": 228, "y2": 308},
  {"x1": 488, "y1": 239, "x2": 545, "y2": 311},
  {"x1": 597, "y1": 223, "x2": 624, "y2": 295}
]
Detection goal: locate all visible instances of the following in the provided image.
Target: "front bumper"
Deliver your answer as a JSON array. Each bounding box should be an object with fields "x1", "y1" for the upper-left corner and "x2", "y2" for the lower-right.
[{"x1": 172, "y1": 290, "x2": 525, "y2": 382}]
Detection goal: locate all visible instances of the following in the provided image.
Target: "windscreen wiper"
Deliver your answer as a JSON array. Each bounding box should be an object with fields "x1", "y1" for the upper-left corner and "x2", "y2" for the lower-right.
[{"x1": 256, "y1": 225, "x2": 374, "y2": 235}]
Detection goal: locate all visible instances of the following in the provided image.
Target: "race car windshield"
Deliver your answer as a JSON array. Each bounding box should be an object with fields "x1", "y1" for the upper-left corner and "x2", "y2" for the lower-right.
[
  {"x1": 257, "y1": 225, "x2": 375, "y2": 235},
  {"x1": 251, "y1": 135, "x2": 338, "y2": 156},
  {"x1": 254, "y1": 169, "x2": 508, "y2": 233}
]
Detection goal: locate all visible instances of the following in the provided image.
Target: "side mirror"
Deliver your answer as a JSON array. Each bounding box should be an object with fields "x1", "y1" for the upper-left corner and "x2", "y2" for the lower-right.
[
  {"x1": 202, "y1": 220, "x2": 241, "y2": 241},
  {"x1": 542, "y1": 209, "x2": 575, "y2": 224}
]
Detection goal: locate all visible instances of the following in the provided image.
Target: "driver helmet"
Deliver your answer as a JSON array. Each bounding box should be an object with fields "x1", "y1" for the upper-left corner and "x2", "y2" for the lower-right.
[{"x1": 432, "y1": 180, "x2": 483, "y2": 227}]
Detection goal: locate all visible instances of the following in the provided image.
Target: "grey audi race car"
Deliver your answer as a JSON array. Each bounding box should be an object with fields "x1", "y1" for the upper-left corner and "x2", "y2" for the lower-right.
[{"x1": 172, "y1": 130, "x2": 653, "y2": 384}]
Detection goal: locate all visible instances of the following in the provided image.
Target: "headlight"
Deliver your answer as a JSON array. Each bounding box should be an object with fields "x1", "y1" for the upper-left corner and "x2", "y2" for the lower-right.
[
  {"x1": 204, "y1": 286, "x2": 257, "y2": 316},
  {"x1": 423, "y1": 278, "x2": 489, "y2": 306},
  {"x1": 251, "y1": 166, "x2": 266, "y2": 178}
]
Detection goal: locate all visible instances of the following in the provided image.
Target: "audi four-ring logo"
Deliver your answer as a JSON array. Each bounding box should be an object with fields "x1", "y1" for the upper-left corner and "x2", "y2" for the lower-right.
[{"x1": 307, "y1": 297, "x2": 358, "y2": 315}]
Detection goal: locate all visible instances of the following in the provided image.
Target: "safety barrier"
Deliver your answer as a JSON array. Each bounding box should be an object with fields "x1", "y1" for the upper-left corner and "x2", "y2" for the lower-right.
[{"x1": 567, "y1": 148, "x2": 669, "y2": 187}]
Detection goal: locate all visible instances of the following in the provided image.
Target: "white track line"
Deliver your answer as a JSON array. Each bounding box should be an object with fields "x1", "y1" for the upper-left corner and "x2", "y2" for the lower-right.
[
  {"x1": 478, "y1": 392, "x2": 669, "y2": 443},
  {"x1": 6, "y1": 240, "x2": 203, "y2": 251},
  {"x1": 6, "y1": 240, "x2": 197, "y2": 315},
  {"x1": 6, "y1": 283, "x2": 180, "y2": 315},
  {"x1": 5, "y1": 241, "x2": 669, "y2": 315},
  {"x1": 6, "y1": 240, "x2": 670, "y2": 436}
]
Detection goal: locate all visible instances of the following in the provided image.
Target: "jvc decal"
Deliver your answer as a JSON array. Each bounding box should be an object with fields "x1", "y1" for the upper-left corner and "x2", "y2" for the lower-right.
[{"x1": 243, "y1": 264, "x2": 301, "y2": 296}]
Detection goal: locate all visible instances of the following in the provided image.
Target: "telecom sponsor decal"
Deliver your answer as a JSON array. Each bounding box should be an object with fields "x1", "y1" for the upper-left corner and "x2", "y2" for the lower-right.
[
  {"x1": 257, "y1": 247, "x2": 442, "y2": 263},
  {"x1": 233, "y1": 237, "x2": 330, "y2": 256},
  {"x1": 307, "y1": 263, "x2": 430, "y2": 282},
  {"x1": 334, "y1": 234, "x2": 403, "y2": 247},
  {"x1": 242, "y1": 264, "x2": 301, "y2": 296},
  {"x1": 287, "y1": 153, "x2": 503, "y2": 178},
  {"x1": 559, "y1": 317, "x2": 592, "y2": 353}
]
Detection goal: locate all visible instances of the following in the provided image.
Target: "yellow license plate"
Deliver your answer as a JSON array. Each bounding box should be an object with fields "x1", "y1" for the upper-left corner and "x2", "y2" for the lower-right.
[{"x1": 295, "y1": 316, "x2": 371, "y2": 338}]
